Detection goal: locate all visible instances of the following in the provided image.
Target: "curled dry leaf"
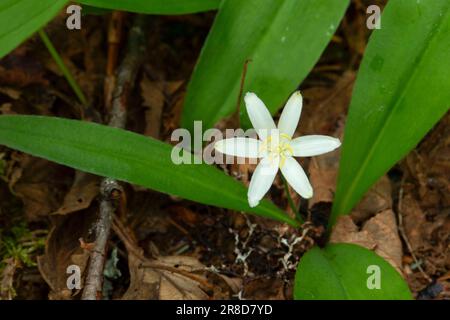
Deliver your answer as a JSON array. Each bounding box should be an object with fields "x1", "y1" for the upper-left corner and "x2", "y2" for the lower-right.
[
  {"x1": 140, "y1": 77, "x2": 184, "y2": 139},
  {"x1": 53, "y1": 172, "x2": 99, "y2": 216},
  {"x1": 0, "y1": 87, "x2": 22, "y2": 100},
  {"x1": 6, "y1": 154, "x2": 68, "y2": 221},
  {"x1": 37, "y1": 211, "x2": 96, "y2": 299},
  {"x1": 116, "y1": 217, "x2": 239, "y2": 300},
  {"x1": 159, "y1": 269, "x2": 209, "y2": 300},
  {"x1": 330, "y1": 209, "x2": 403, "y2": 274},
  {"x1": 121, "y1": 253, "x2": 160, "y2": 300},
  {"x1": 214, "y1": 273, "x2": 242, "y2": 294},
  {"x1": 350, "y1": 175, "x2": 392, "y2": 223},
  {"x1": 140, "y1": 76, "x2": 165, "y2": 139},
  {"x1": 122, "y1": 254, "x2": 210, "y2": 300}
]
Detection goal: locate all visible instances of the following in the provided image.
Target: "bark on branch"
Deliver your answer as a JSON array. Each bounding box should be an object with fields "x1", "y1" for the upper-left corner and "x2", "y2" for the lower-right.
[{"x1": 82, "y1": 15, "x2": 149, "y2": 300}]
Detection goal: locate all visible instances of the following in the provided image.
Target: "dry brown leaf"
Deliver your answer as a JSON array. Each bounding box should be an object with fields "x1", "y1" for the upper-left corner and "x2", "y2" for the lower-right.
[
  {"x1": 330, "y1": 210, "x2": 403, "y2": 274},
  {"x1": 302, "y1": 71, "x2": 355, "y2": 135},
  {"x1": 53, "y1": 172, "x2": 99, "y2": 215},
  {"x1": 305, "y1": 72, "x2": 354, "y2": 207},
  {"x1": 400, "y1": 192, "x2": 450, "y2": 276},
  {"x1": 401, "y1": 193, "x2": 427, "y2": 252},
  {"x1": 121, "y1": 253, "x2": 160, "y2": 300},
  {"x1": 140, "y1": 78, "x2": 184, "y2": 139},
  {"x1": 0, "y1": 57, "x2": 48, "y2": 87},
  {"x1": 140, "y1": 76, "x2": 165, "y2": 138},
  {"x1": 168, "y1": 205, "x2": 199, "y2": 227},
  {"x1": 243, "y1": 278, "x2": 285, "y2": 300},
  {"x1": 122, "y1": 254, "x2": 210, "y2": 300},
  {"x1": 404, "y1": 111, "x2": 450, "y2": 209},
  {"x1": 159, "y1": 271, "x2": 209, "y2": 300},
  {"x1": 0, "y1": 87, "x2": 21, "y2": 100},
  {"x1": 163, "y1": 90, "x2": 186, "y2": 138},
  {"x1": 37, "y1": 212, "x2": 96, "y2": 299},
  {"x1": 329, "y1": 215, "x2": 376, "y2": 249},
  {"x1": 362, "y1": 209, "x2": 403, "y2": 271},
  {"x1": 309, "y1": 158, "x2": 391, "y2": 224},
  {"x1": 7, "y1": 155, "x2": 69, "y2": 221},
  {"x1": 42, "y1": 19, "x2": 105, "y2": 103},
  {"x1": 351, "y1": 175, "x2": 392, "y2": 223},
  {"x1": 215, "y1": 274, "x2": 242, "y2": 294}
]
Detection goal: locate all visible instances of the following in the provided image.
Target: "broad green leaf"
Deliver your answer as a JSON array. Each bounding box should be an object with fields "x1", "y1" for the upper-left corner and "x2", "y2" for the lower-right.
[
  {"x1": 294, "y1": 244, "x2": 412, "y2": 300},
  {"x1": 331, "y1": 0, "x2": 450, "y2": 226},
  {"x1": 78, "y1": 0, "x2": 220, "y2": 14},
  {"x1": 181, "y1": 0, "x2": 349, "y2": 132},
  {"x1": 0, "y1": 115, "x2": 297, "y2": 226},
  {"x1": 0, "y1": 0, "x2": 68, "y2": 59},
  {"x1": 81, "y1": 5, "x2": 111, "y2": 16}
]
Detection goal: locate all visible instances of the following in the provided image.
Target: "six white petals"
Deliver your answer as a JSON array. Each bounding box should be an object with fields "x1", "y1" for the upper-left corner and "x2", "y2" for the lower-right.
[{"x1": 215, "y1": 91, "x2": 341, "y2": 208}]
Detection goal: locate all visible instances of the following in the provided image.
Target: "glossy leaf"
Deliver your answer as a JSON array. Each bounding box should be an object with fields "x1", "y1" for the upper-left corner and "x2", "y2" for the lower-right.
[
  {"x1": 331, "y1": 0, "x2": 450, "y2": 226},
  {"x1": 182, "y1": 0, "x2": 349, "y2": 132},
  {"x1": 0, "y1": 115, "x2": 297, "y2": 226},
  {"x1": 78, "y1": 0, "x2": 220, "y2": 14},
  {"x1": 81, "y1": 5, "x2": 111, "y2": 16},
  {"x1": 294, "y1": 244, "x2": 412, "y2": 300},
  {"x1": 0, "y1": 0, "x2": 68, "y2": 59}
]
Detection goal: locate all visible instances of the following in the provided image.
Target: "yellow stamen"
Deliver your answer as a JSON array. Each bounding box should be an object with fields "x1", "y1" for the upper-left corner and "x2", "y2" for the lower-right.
[{"x1": 259, "y1": 133, "x2": 294, "y2": 168}]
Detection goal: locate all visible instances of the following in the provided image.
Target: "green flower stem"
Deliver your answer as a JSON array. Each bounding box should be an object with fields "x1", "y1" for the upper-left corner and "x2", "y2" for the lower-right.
[
  {"x1": 281, "y1": 175, "x2": 304, "y2": 224},
  {"x1": 38, "y1": 29, "x2": 87, "y2": 106}
]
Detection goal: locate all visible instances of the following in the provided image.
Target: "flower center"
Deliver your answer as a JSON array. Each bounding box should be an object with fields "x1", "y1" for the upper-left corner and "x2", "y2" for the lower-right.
[{"x1": 260, "y1": 133, "x2": 293, "y2": 167}]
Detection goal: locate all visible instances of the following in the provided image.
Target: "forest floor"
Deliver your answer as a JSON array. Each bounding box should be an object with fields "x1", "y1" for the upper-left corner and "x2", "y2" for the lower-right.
[{"x1": 0, "y1": 0, "x2": 448, "y2": 300}]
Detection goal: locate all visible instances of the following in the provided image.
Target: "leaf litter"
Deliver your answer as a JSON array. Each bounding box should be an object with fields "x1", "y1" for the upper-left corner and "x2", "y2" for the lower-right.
[{"x1": 0, "y1": 1, "x2": 448, "y2": 300}]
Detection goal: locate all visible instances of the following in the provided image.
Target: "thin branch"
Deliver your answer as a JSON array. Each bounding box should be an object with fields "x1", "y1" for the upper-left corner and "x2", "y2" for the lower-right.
[
  {"x1": 81, "y1": 179, "x2": 122, "y2": 300},
  {"x1": 81, "y1": 15, "x2": 149, "y2": 300},
  {"x1": 104, "y1": 11, "x2": 125, "y2": 110},
  {"x1": 109, "y1": 15, "x2": 149, "y2": 128}
]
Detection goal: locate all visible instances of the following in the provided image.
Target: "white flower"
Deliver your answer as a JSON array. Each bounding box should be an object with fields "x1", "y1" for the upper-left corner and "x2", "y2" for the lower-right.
[{"x1": 214, "y1": 91, "x2": 341, "y2": 208}]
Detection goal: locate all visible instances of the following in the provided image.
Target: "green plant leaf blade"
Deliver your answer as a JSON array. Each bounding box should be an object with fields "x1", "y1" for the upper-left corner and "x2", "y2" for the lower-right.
[
  {"x1": 181, "y1": 0, "x2": 349, "y2": 132},
  {"x1": 0, "y1": 0, "x2": 68, "y2": 59},
  {"x1": 0, "y1": 115, "x2": 296, "y2": 226},
  {"x1": 331, "y1": 0, "x2": 450, "y2": 226},
  {"x1": 78, "y1": 0, "x2": 220, "y2": 14},
  {"x1": 294, "y1": 244, "x2": 412, "y2": 300},
  {"x1": 81, "y1": 5, "x2": 111, "y2": 16}
]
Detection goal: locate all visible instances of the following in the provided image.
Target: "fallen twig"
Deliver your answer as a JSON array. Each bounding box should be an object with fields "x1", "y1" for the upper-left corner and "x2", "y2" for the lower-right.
[
  {"x1": 109, "y1": 15, "x2": 149, "y2": 129},
  {"x1": 82, "y1": 179, "x2": 122, "y2": 299},
  {"x1": 104, "y1": 11, "x2": 125, "y2": 110},
  {"x1": 81, "y1": 14, "x2": 149, "y2": 300}
]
